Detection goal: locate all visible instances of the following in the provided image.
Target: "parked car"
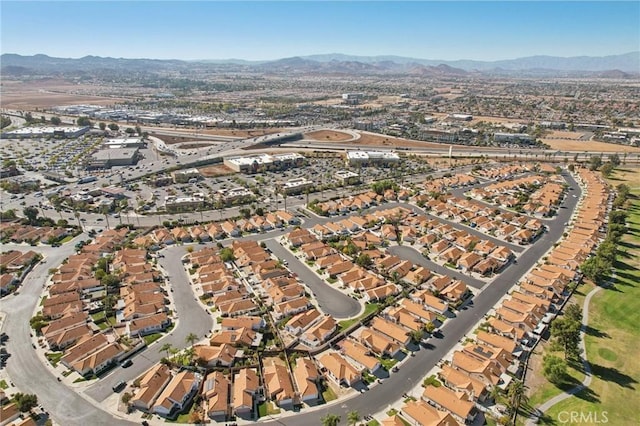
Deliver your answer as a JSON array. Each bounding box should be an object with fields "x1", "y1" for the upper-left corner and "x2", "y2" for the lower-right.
[
  {"x1": 112, "y1": 380, "x2": 126, "y2": 392},
  {"x1": 121, "y1": 359, "x2": 133, "y2": 368}
]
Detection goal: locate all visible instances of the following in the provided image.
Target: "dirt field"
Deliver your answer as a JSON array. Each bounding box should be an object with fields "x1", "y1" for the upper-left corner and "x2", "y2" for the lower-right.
[
  {"x1": 304, "y1": 130, "x2": 354, "y2": 142},
  {"x1": 541, "y1": 138, "x2": 640, "y2": 152},
  {"x1": 0, "y1": 78, "x2": 126, "y2": 109},
  {"x1": 199, "y1": 164, "x2": 236, "y2": 177}
]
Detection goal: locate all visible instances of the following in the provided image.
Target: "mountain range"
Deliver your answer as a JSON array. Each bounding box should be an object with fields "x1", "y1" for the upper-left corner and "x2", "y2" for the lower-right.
[{"x1": 1, "y1": 52, "x2": 638, "y2": 77}]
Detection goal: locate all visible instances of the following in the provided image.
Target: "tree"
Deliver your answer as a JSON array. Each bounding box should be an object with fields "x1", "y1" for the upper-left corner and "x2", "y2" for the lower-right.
[
  {"x1": 601, "y1": 162, "x2": 614, "y2": 178},
  {"x1": 589, "y1": 155, "x2": 602, "y2": 171},
  {"x1": 125, "y1": 127, "x2": 136, "y2": 135},
  {"x1": 24, "y1": 112, "x2": 34, "y2": 124},
  {"x1": 506, "y1": 379, "x2": 526, "y2": 414},
  {"x1": 551, "y1": 317, "x2": 581, "y2": 360},
  {"x1": 76, "y1": 116, "x2": 92, "y2": 127},
  {"x1": 355, "y1": 253, "x2": 372, "y2": 268},
  {"x1": 159, "y1": 343, "x2": 174, "y2": 358},
  {"x1": 220, "y1": 247, "x2": 235, "y2": 262},
  {"x1": 185, "y1": 332, "x2": 198, "y2": 346},
  {"x1": 101, "y1": 274, "x2": 121, "y2": 289},
  {"x1": 347, "y1": 411, "x2": 360, "y2": 426},
  {"x1": 99, "y1": 122, "x2": 107, "y2": 131},
  {"x1": 580, "y1": 256, "x2": 611, "y2": 285},
  {"x1": 29, "y1": 314, "x2": 48, "y2": 334},
  {"x1": 13, "y1": 393, "x2": 38, "y2": 412},
  {"x1": 50, "y1": 116, "x2": 61, "y2": 125},
  {"x1": 608, "y1": 153, "x2": 621, "y2": 167},
  {"x1": 564, "y1": 304, "x2": 583, "y2": 323},
  {"x1": 121, "y1": 392, "x2": 132, "y2": 405},
  {"x1": 108, "y1": 123, "x2": 119, "y2": 131},
  {"x1": 321, "y1": 413, "x2": 341, "y2": 426},
  {"x1": 543, "y1": 355, "x2": 568, "y2": 385},
  {"x1": 23, "y1": 206, "x2": 39, "y2": 225}
]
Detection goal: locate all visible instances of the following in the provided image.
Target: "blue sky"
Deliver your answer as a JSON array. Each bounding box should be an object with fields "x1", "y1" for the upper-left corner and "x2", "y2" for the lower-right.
[{"x1": 1, "y1": 1, "x2": 638, "y2": 61}]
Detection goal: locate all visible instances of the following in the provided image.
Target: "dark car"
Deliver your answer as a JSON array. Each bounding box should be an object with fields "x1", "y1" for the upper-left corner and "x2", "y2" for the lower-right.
[
  {"x1": 121, "y1": 359, "x2": 133, "y2": 368},
  {"x1": 112, "y1": 380, "x2": 126, "y2": 392}
]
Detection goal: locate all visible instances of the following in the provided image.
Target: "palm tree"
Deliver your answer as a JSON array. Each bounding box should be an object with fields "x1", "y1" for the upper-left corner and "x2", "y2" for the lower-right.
[
  {"x1": 185, "y1": 332, "x2": 198, "y2": 346},
  {"x1": 159, "y1": 343, "x2": 174, "y2": 359},
  {"x1": 347, "y1": 410, "x2": 360, "y2": 426},
  {"x1": 321, "y1": 413, "x2": 341, "y2": 426},
  {"x1": 507, "y1": 379, "x2": 526, "y2": 414}
]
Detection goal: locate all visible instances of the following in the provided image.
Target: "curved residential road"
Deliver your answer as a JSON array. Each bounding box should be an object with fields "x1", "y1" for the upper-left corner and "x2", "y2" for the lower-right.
[
  {"x1": 260, "y1": 172, "x2": 583, "y2": 426},
  {"x1": 0, "y1": 236, "x2": 137, "y2": 426},
  {"x1": 85, "y1": 245, "x2": 214, "y2": 402},
  {"x1": 264, "y1": 239, "x2": 361, "y2": 318},
  {"x1": 525, "y1": 284, "x2": 604, "y2": 425}
]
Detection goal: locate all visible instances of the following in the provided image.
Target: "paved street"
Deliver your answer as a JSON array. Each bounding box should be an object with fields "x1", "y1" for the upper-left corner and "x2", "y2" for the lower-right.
[
  {"x1": 0, "y1": 235, "x2": 138, "y2": 426},
  {"x1": 0, "y1": 170, "x2": 583, "y2": 425},
  {"x1": 389, "y1": 245, "x2": 487, "y2": 289},
  {"x1": 264, "y1": 239, "x2": 361, "y2": 319},
  {"x1": 85, "y1": 245, "x2": 214, "y2": 402},
  {"x1": 260, "y1": 172, "x2": 582, "y2": 425}
]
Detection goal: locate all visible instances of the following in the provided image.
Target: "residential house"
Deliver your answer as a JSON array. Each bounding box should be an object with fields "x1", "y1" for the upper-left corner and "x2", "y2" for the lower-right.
[
  {"x1": 293, "y1": 358, "x2": 321, "y2": 404},
  {"x1": 203, "y1": 371, "x2": 230, "y2": 421},
  {"x1": 232, "y1": 368, "x2": 260, "y2": 419},
  {"x1": 131, "y1": 363, "x2": 172, "y2": 411},
  {"x1": 152, "y1": 370, "x2": 201, "y2": 419},
  {"x1": 317, "y1": 352, "x2": 361, "y2": 387},
  {"x1": 263, "y1": 359, "x2": 296, "y2": 408}
]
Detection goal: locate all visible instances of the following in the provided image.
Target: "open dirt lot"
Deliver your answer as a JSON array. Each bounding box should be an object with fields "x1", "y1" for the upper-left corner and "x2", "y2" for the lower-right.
[
  {"x1": 199, "y1": 164, "x2": 236, "y2": 177},
  {"x1": 541, "y1": 138, "x2": 640, "y2": 152},
  {"x1": 304, "y1": 130, "x2": 354, "y2": 142},
  {"x1": 0, "y1": 79, "x2": 126, "y2": 109}
]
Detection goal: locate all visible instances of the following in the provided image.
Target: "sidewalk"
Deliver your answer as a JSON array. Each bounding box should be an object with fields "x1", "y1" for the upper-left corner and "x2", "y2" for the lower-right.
[{"x1": 525, "y1": 283, "x2": 604, "y2": 425}]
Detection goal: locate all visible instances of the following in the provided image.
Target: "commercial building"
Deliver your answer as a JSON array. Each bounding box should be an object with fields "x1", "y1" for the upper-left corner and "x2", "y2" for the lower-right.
[
  {"x1": 1, "y1": 126, "x2": 90, "y2": 139},
  {"x1": 493, "y1": 133, "x2": 535, "y2": 144},
  {"x1": 164, "y1": 196, "x2": 205, "y2": 212},
  {"x1": 171, "y1": 168, "x2": 201, "y2": 183},
  {"x1": 103, "y1": 137, "x2": 146, "y2": 149},
  {"x1": 224, "y1": 153, "x2": 305, "y2": 174},
  {"x1": 90, "y1": 148, "x2": 139, "y2": 169},
  {"x1": 335, "y1": 170, "x2": 360, "y2": 185},
  {"x1": 281, "y1": 178, "x2": 313, "y2": 195},
  {"x1": 346, "y1": 151, "x2": 400, "y2": 166}
]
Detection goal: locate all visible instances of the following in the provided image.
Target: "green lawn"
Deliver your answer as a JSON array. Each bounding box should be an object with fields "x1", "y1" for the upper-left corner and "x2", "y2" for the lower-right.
[
  {"x1": 530, "y1": 188, "x2": 640, "y2": 425},
  {"x1": 60, "y1": 235, "x2": 74, "y2": 243},
  {"x1": 338, "y1": 303, "x2": 380, "y2": 331},
  {"x1": 39, "y1": 295, "x2": 47, "y2": 306},
  {"x1": 367, "y1": 420, "x2": 380, "y2": 426},
  {"x1": 91, "y1": 311, "x2": 106, "y2": 322},
  {"x1": 378, "y1": 357, "x2": 398, "y2": 371},
  {"x1": 45, "y1": 352, "x2": 63, "y2": 367},
  {"x1": 143, "y1": 333, "x2": 163, "y2": 346},
  {"x1": 322, "y1": 386, "x2": 337, "y2": 402},
  {"x1": 257, "y1": 401, "x2": 281, "y2": 417},
  {"x1": 0, "y1": 379, "x2": 8, "y2": 389},
  {"x1": 525, "y1": 280, "x2": 592, "y2": 412}
]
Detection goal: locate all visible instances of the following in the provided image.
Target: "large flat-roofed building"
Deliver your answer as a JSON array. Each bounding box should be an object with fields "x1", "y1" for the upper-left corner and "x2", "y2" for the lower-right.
[
  {"x1": 217, "y1": 187, "x2": 254, "y2": 203},
  {"x1": 164, "y1": 195, "x2": 205, "y2": 212},
  {"x1": 281, "y1": 177, "x2": 313, "y2": 195},
  {"x1": 103, "y1": 137, "x2": 146, "y2": 149},
  {"x1": 335, "y1": 170, "x2": 360, "y2": 185},
  {"x1": 1, "y1": 126, "x2": 90, "y2": 139},
  {"x1": 224, "y1": 153, "x2": 305, "y2": 174},
  {"x1": 493, "y1": 132, "x2": 535, "y2": 144},
  {"x1": 172, "y1": 168, "x2": 200, "y2": 183},
  {"x1": 346, "y1": 150, "x2": 400, "y2": 166},
  {"x1": 90, "y1": 148, "x2": 139, "y2": 168}
]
